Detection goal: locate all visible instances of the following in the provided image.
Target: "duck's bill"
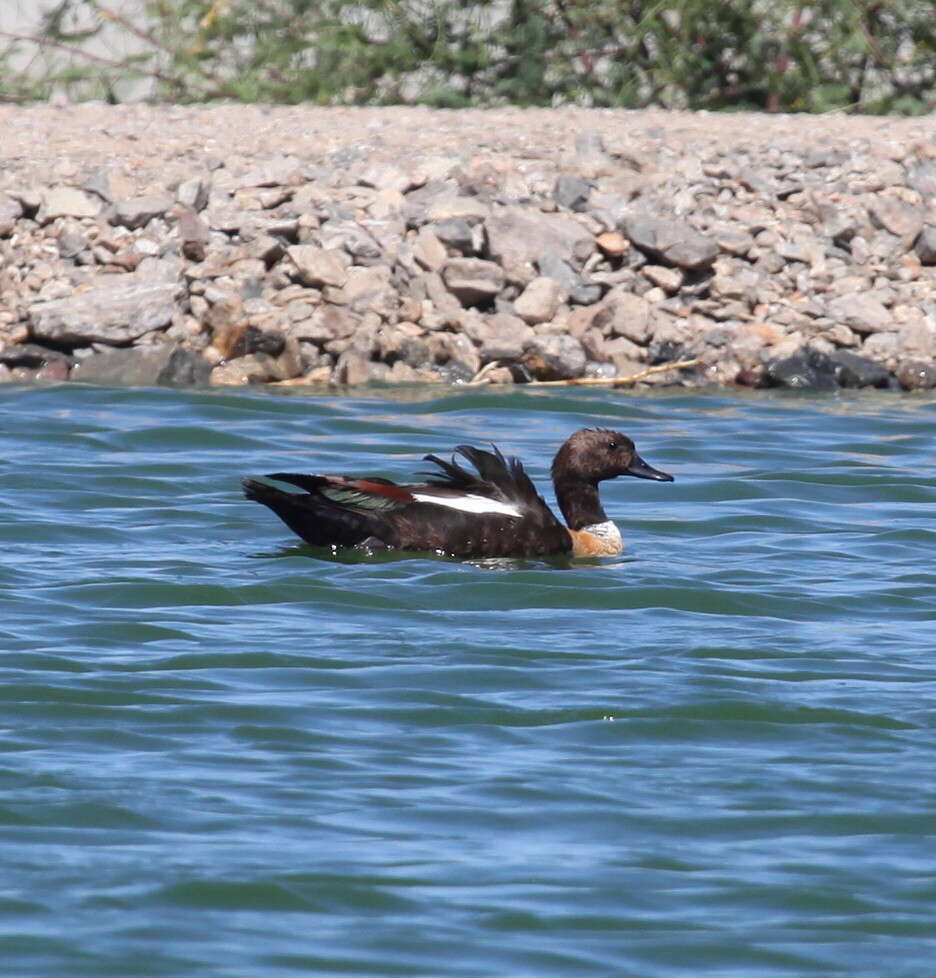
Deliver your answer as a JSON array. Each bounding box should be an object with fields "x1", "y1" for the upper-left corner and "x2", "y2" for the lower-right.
[{"x1": 625, "y1": 454, "x2": 674, "y2": 482}]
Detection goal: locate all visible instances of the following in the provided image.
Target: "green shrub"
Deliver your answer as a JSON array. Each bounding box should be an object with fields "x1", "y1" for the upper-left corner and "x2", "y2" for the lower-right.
[{"x1": 1, "y1": 0, "x2": 933, "y2": 113}]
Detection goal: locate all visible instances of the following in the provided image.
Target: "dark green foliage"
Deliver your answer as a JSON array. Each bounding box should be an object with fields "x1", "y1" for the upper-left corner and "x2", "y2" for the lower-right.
[{"x1": 1, "y1": 0, "x2": 933, "y2": 113}]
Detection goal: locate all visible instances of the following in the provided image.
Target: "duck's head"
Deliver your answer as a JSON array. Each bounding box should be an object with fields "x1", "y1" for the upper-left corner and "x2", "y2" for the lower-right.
[{"x1": 551, "y1": 428, "x2": 674, "y2": 485}]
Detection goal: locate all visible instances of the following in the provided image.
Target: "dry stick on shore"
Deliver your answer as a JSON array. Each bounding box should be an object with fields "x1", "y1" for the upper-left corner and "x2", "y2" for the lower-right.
[{"x1": 468, "y1": 358, "x2": 700, "y2": 387}]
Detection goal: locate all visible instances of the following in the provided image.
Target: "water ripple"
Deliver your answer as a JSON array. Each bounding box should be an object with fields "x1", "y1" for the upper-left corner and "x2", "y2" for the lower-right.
[{"x1": 1, "y1": 384, "x2": 935, "y2": 976}]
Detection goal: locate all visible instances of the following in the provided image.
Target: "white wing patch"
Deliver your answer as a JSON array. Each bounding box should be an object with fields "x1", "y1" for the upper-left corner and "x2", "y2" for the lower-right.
[{"x1": 412, "y1": 492, "x2": 523, "y2": 518}]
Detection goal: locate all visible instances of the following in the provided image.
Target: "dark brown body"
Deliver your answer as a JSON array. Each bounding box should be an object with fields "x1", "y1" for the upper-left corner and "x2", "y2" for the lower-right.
[{"x1": 243, "y1": 428, "x2": 673, "y2": 558}]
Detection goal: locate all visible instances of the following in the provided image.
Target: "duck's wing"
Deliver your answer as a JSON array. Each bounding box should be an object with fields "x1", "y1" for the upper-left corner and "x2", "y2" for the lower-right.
[
  {"x1": 265, "y1": 473, "x2": 416, "y2": 511},
  {"x1": 419, "y1": 445, "x2": 544, "y2": 510}
]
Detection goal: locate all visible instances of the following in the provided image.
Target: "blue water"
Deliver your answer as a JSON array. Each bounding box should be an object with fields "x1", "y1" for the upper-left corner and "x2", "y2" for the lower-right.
[{"x1": 1, "y1": 383, "x2": 935, "y2": 977}]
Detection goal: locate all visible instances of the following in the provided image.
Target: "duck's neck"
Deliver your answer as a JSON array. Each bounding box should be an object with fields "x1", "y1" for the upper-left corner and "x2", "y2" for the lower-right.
[{"x1": 554, "y1": 477, "x2": 608, "y2": 531}]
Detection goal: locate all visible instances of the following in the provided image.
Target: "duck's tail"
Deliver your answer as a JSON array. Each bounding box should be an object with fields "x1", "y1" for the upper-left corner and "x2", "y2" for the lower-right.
[{"x1": 242, "y1": 478, "x2": 383, "y2": 548}]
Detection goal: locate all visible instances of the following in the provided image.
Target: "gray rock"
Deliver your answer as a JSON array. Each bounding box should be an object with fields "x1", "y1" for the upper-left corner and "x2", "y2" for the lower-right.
[
  {"x1": 464, "y1": 313, "x2": 534, "y2": 362},
  {"x1": 38, "y1": 187, "x2": 101, "y2": 223},
  {"x1": 412, "y1": 227, "x2": 447, "y2": 271},
  {"x1": 622, "y1": 213, "x2": 718, "y2": 270},
  {"x1": 83, "y1": 167, "x2": 135, "y2": 204},
  {"x1": 868, "y1": 198, "x2": 924, "y2": 240},
  {"x1": 231, "y1": 155, "x2": 301, "y2": 190},
  {"x1": 714, "y1": 227, "x2": 755, "y2": 257},
  {"x1": 554, "y1": 175, "x2": 591, "y2": 211},
  {"x1": 358, "y1": 162, "x2": 416, "y2": 193},
  {"x1": 485, "y1": 206, "x2": 593, "y2": 280},
  {"x1": 338, "y1": 265, "x2": 395, "y2": 316},
  {"x1": 574, "y1": 131, "x2": 614, "y2": 177},
  {"x1": 514, "y1": 276, "x2": 563, "y2": 324},
  {"x1": 765, "y1": 347, "x2": 838, "y2": 389},
  {"x1": 176, "y1": 207, "x2": 211, "y2": 261},
  {"x1": 0, "y1": 193, "x2": 23, "y2": 236},
  {"x1": 442, "y1": 258, "x2": 504, "y2": 306},
  {"x1": 71, "y1": 343, "x2": 210, "y2": 386},
  {"x1": 819, "y1": 203, "x2": 860, "y2": 243},
  {"x1": 30, "y1": 277, "x2": 181, "y2": 345},
  {"x1": 896, "y1": 360, "x2": 936, "y2": 391},
  {"x1": 522, "y1": 334, "x2": 586, "y2": 380},
  {"x1": 177, "y1": 176, "x2": 211, "y2": 211},
  {"x1": 830, "y1": 350, "x2": 889, "y2": 388},
  {"x1": 592, "y1": 288, "x2": 651, "y2": 344},
  {"x1": 827, "y1": 292, "x2": 892, "y2": 334},
  {"x1": 425, "y1": 195, "x2": 490, "y2": 224},
  {"x1": 431, "y1": 218, "x2": 474, "y2": 253},
  {"x1": 334, "y1": 350, "x2": 383, "y2": 385},
  {"x1": 915, "y1": 226, "x2": 936, "y2": 265},
  {"x1": 317, "y1": 220, "x2": 382, "y2": 260},
  {"x1": 534, "y1": 254, "x2": 576, "y2": 291},
  {"x1": 907, "y1": 161, "x2": 936, "y2": 201},
  {"x1": 56, "y1": 222, "x2": 87, "y2": 259},
  {"x1": 0, "y1": 343, "x2": 69, "y2": 369},
  {"x1": 287, "y1": 245, "x2": 350, "y2": 288},
  {"x1": 112, "y1": 194, "x2": 175, "y2": 230}
]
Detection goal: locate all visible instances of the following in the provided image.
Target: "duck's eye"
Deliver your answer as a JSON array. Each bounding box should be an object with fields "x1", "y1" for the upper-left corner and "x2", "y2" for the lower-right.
[{"x1": 607, "y1": 441, "x2": 618, "y2": 451}]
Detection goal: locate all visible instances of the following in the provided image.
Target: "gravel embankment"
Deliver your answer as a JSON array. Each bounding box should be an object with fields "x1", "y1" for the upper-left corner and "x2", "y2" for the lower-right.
[{"x1": 1, "y1": 103, "x2": 935, "y2": 390}]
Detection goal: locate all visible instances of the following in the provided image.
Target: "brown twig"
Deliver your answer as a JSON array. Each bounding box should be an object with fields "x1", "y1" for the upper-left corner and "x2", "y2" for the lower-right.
[
  {"x1": 466, "y1": 360, "x2": 505, "y2": 386},
  {"x1": 522, "y1": 358, "x2": 700, "y2": 388}
]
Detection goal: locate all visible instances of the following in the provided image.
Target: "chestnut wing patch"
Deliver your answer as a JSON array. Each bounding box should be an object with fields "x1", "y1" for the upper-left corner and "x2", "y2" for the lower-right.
[{"x1": 265, "y1": 473, "x2": 415, "y2": 512}]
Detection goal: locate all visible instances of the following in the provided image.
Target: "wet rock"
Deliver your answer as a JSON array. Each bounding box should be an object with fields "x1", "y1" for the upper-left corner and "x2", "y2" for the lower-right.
[
  {"x1": 830, "y1": 350, "x2": 889, "y2": 388},
  {"x1": 522, "y1": 334, "x2": 586, "y2": 380},
  {"x1": 622, "y1": 213, "x2": 718, "y2": 269},
  {"x1": 827, "y1": 292, "x2": 892, "y2": 334},
  {"x1": 765, "y1": 347, "x2": 838, "y2": 389},
  {"x1": 442, "y1": 258, "x2": 504, "y2": 306},
  {"x1": 29, "y1": 277, "x2": 181, "y2": 345},
  {"x1": 36, "y1": 359, "x2": 70, "y2": 382},
  {"x1": 0, "y1": 343, "x2": 69, "y2": 370},
  {"x1": 514, "y1": 276, "x2": 563, "y2": 324},
  {"x1": 71, "y1": 343, "x2": 210, "y2": 386},
  {"x1": 112, "y1": 194, "x2": 174, "y2": 230},
  {"x1": 896, "y1": 359, "x2": 936, "y2": 391}
]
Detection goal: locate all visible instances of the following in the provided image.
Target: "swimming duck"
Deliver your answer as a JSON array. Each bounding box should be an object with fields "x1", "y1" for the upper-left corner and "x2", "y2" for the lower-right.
[{"x1": 242, "y1": 427, "x2": 673, "y2": 558}]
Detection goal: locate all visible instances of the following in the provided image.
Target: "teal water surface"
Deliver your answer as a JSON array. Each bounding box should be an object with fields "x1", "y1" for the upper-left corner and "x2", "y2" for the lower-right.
[{"x1": 1, "y1": 383, "x2": 935, "y2": 977}]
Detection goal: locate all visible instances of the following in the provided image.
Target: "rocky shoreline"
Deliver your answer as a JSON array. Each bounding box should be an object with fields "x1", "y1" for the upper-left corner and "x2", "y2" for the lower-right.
[{"x1": 1, "y1": 104, "x2": 935, "y2": 391}]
